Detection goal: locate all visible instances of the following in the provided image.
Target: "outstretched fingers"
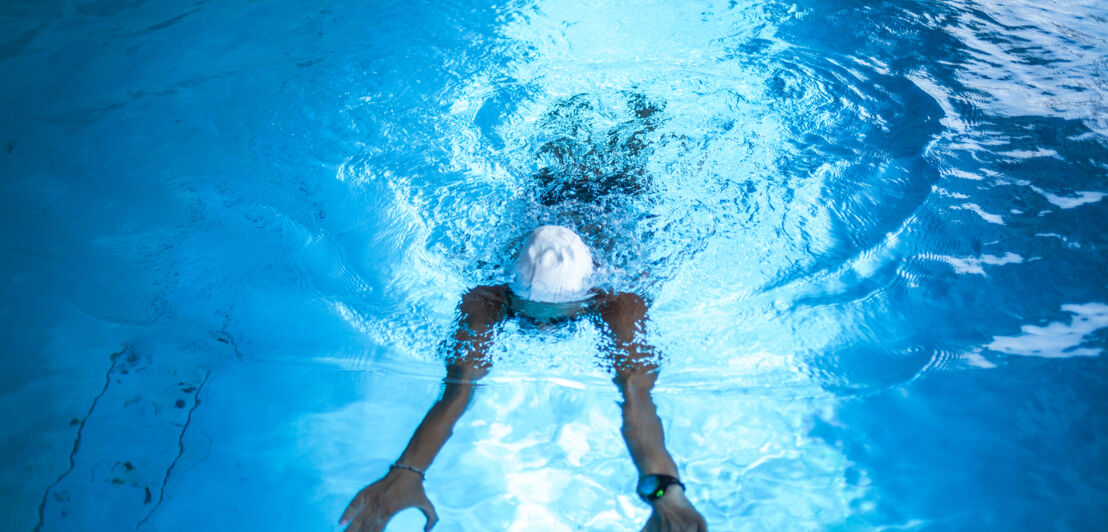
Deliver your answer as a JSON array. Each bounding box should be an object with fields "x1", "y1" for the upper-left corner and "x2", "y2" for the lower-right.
[
  {"x1": 340, "y1": 496, "x2": 388, "y2": 532},
  {"x1": 339, "y1": 494, "x2": 364, "y2": 527},
  {"x1": 365, "y1": 513, "x2": 393, "y2": 532},
  {"x1": 347, "y1": 508, "x2": 390, "y2": 532}
]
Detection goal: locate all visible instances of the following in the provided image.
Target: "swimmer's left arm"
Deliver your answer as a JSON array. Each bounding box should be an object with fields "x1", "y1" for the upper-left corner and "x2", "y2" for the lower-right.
[
  {"x1": 387, "y1": 285, "x2": 504, "y2": 471},
  {"x1": 599, "y1": 292, "x2": 707, "y2": 532},
  {"x1": 340, "y1": 286, "x2": 506, "y2": 532}
]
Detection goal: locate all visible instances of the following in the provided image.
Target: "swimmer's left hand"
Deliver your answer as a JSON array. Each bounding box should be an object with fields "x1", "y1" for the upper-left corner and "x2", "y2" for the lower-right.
[
  {"x1": 642, "y1": 486, "x2": 707, "y2": 532},
  {"x1": 340, "y1": 468, "x2": 438, "y2": 532}
]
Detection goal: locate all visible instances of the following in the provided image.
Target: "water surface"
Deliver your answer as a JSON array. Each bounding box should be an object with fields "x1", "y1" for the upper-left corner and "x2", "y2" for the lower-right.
[{"x1": 1, "y1": 0, "x2": 1106, "y2": 530}]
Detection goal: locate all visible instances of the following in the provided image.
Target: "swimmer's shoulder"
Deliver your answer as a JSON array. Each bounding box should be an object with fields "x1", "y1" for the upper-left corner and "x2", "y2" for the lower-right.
[
  {"x1": 457, "y1": 284, "x2": 511, "y2": 325},
  {"x1": 589, "y1": 289, "x2": 646, "y2": 309},
  {"x1": 590, "y1": 290, "x2": 649, "y2": 334},
  {"x1": 462, "y1": 284, "x2": 511, "y2": 307}
]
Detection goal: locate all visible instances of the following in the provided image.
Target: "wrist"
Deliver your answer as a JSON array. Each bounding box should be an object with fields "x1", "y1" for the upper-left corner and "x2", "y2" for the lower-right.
[
  {"x1": 638, "y1": 458, "x2": 679, "y2": 478},
  {"x1": 389, "y1": 462, "x2": 426, "y2": 481},
  {"x1": 636, "y1": 473, "x2": 685, "y2": 504}
]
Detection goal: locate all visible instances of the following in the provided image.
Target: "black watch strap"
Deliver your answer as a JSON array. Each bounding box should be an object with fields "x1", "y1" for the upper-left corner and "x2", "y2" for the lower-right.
[{"x1": 636, "y1": 474, "x2": 685, "y2": 503}]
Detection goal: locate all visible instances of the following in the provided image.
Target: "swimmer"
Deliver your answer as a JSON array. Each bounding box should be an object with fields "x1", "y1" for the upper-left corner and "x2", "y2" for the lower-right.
[{"x1": 340, "y1": 226, "x2": 707, "y2": 532}]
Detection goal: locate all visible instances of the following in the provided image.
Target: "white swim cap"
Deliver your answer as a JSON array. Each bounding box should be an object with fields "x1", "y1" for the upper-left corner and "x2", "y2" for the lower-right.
[{"x1": 511, "y1": 225, "x2": 594, "y2": 303}]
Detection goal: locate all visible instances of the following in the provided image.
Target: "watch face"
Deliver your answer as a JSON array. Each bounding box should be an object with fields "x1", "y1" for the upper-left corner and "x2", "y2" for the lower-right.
[
  {"x1": 637, "y1": 475, "x2": 684, "y2": 502},
  {"x1": 637, "y1": 476, "x2": 663, "y2": 499}
]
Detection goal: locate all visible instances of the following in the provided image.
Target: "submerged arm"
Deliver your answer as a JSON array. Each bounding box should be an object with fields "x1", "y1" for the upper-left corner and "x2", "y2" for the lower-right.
[
  {"x1": 341, "y1": 286, "x2": 507, "y2": 532},
  {"x1": 598, "y1": 292, "x2": 706, "y2": 532},
  {"x1": 391, "y1": 286, "x2": 504, "y2": 472}
]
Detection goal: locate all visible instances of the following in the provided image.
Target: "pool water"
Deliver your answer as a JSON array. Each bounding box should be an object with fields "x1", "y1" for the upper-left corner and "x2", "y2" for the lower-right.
[{"x1": 2, "y1": 0, "x2": 1107, "y2": 530}]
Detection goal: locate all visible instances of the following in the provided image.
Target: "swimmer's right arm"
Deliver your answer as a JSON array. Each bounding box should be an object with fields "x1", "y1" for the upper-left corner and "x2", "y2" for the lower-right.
[
  {"x1": 341, "y1": 286, "x2": 507, "y2": 532},
  {"x1": 599, "y1": 292, "x2": 707, "y2": 532}
]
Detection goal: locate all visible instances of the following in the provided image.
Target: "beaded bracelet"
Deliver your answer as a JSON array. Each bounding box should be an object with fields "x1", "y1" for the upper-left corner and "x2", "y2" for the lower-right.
[{"x1": 389, "y1": 463, "x2": 426, "y2": 480}]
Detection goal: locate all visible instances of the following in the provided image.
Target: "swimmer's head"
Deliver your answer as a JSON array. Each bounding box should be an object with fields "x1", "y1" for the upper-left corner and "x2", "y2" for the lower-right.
[{"x1": 511, "y1": 225, "x2": 594, "y2": 303}]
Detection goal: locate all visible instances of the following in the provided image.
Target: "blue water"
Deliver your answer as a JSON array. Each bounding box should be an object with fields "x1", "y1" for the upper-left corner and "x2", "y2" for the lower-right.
[{"x1": 2, "y1": 0, "x2": 1107, "y2": 530}]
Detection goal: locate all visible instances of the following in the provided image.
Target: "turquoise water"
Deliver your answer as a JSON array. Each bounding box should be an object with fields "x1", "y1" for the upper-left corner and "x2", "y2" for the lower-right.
[{"x1": 1, "y1": 0, "x2": 1106, "y2": 530}]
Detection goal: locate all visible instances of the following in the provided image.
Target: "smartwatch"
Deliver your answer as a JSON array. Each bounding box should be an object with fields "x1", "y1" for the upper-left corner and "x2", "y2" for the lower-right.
[{"x1": 636, "y1": 474, "x2": 685, "y2": 503}]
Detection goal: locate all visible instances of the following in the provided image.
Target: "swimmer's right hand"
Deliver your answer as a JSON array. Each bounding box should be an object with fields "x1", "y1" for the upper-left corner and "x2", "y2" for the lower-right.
[
  {"x1": 340, "y1": 468, "x2": 439, "y2": 532},
  {"x1": 642, "y1": 486, "x2": 707, "y2": 532}
]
